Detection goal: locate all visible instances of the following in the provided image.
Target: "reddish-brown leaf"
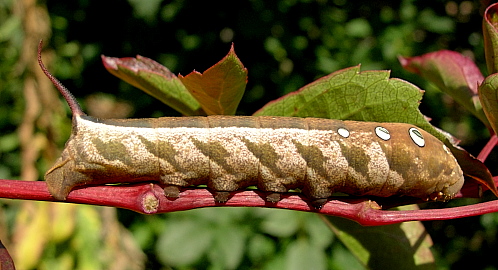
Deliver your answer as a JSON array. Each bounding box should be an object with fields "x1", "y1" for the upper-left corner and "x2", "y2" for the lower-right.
[
  {"x1": 449, "y1": 144, "x2": 498, "y2": 197},
  {"x1": 0, "y1": 241, "x2": 15, "y2": 270},
  {"x1": 399, "y1": 50, "x2": 489, "y2": 126},
  {"x1": 179, "y1": 44, "x2": 248, "y2": 115}
]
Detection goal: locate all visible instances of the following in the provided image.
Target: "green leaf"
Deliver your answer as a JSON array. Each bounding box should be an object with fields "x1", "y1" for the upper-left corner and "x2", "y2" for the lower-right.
[
  {"x1": 209, "y1": 226, "x2": 247, "y2": 269},
  {"x1": 248, "y1": 234, "x2": 276, "y2": 263},
  {"x1": 321, "y1": 205, "x2": 436, "y2": 270},
  {"x1": 285, "y1": 239, "x2": 327, "y2": 270},
  {"x1": 303, "y1": 214, "x2": 334, "y2": 249},
  {"x1": 0, "y1": 15, "x2": 21, "y2": 42},
  {"x1": 155, "y1": 220, "x2": 213, "y2": 266},
  {"x1": 179, "y1": 44, "x2": 248, "y2": 115},
  {"x1": 399, "y1": 50, "x2": 489, "y2": 127},
  {"x1": 101, "y1": 55, "x2": 204, "y2": 116},
  {"x1": 329, "y1": 244, "x2": 365, "y2": 270},
  {"x1": 480, "y1": 73, "x2": 498, "y2": 136},
  {"x1": 254, "y1": 65, "x2": 440, "y2": 139},
  {"x1": 483, "y1": 3, "x2": 498, "y2": 74},
  {"x1": 260, "y1": 209, "x2": 300, "y2": 238},
  {"x1": 418, "y1": 9, "x2": 455, "y2": 34}
]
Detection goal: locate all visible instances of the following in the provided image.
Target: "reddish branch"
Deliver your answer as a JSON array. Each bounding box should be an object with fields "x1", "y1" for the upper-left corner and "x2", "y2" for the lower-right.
[
  {"x1": 0, "y1": 241, "x2": 15, "y2": 270},
  {"x1": 0, "y1": 179, "x2": 497, "y2": 226},
  {"x1": 477, "y1": 134, "x2": 498, "y2": 162}
]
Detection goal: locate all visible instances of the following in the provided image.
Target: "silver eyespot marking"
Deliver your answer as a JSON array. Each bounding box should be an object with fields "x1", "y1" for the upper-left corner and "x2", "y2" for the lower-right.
[
  {"x1": 409, "y1": 127, "x2": 425, "y2": 147},
  {"x1": 337, "y1": 128, "x2": 350, "y2": 138},
  {"x1": 375, "y1": 126, "x2": 391, "y2": 141}
]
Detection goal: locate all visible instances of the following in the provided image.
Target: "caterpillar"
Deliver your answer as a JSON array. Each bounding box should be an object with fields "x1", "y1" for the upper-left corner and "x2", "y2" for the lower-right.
[{"x1": 39, "y1": 48, "x2": 464, "y2": 207}]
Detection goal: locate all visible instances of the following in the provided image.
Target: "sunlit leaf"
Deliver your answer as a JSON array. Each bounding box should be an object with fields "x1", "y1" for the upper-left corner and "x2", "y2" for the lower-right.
[
  {"x1": 179, "y1": 44, "x2": 247, "y2": 115},
  {"x1": 255, "y1": 65, "x2": 438, "y2": 138},
  {"x1": 13, "y1": 202, "x2": 50, "y2": 270},
  {"x1": 102, "y1": 55, "x2": 204, "y2": 116}
]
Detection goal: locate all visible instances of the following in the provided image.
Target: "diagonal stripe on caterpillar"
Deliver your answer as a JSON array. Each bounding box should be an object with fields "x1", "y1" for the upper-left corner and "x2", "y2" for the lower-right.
[{"x1": 38, "y1": 44, "x2": 464, "y2": 207}]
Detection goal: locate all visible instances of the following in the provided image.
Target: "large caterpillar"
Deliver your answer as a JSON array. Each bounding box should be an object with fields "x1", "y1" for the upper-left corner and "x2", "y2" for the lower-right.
[{"x1": 39, "y1": 49, "x2": 464, "y2": 207}]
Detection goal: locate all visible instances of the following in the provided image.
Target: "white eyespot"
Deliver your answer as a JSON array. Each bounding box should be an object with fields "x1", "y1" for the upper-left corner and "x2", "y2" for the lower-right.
[
  {"x1": 337, "y1": 127, "x2": 350, "y2": 138},
  {"x1": 375, "y1": 126, "x2": 391, "y2": 141},
  {"x1": 409, "y1": 127, "x2": 425, "y2": 147}
]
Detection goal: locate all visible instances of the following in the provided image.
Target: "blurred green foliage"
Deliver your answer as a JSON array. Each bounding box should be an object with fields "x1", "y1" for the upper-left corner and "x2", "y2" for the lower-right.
[
  {"x1": 135, "y1": 208, "x2": 356, "y2": 269},
  {"x1": 1, "y1": 0, "x2": 498, "y2": 269},
  {"x1": 0, "y1": 0, "x2": 23, "y2": 181}
]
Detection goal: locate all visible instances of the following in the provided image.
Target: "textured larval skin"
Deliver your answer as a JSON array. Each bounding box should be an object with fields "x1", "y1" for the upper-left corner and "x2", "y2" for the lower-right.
[{"x1": 45, "y1": 114, "x2": 464, "y2": 202}]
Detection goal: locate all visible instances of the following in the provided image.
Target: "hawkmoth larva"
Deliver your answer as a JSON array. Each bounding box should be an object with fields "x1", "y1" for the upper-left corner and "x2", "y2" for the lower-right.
[{"x1": 39, "y1": 47, "x2": 464, "y2": 207}]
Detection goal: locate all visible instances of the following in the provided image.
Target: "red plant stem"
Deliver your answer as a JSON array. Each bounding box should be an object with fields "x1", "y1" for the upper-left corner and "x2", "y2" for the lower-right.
[
  {"x1": 477, "y1": 134, "x2": 498, "y2": 162},
  {"x1": 0, "y1": 241, "x2": 15, "y2": 270},
  {"x1": 0, "y1": 179, "x2": 497, "y2": 226}
]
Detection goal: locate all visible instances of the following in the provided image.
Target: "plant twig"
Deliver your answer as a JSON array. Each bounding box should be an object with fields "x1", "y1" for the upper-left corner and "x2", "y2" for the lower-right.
[
  {"x1": 477, "y1": 134, "x2": 498, "y2": 162},
  {"x1": 0, "y1": 240, "x2": 15, "y2": 270},
  {"x1": 0, "y1": 179, "x2": 497, "y2": 226}
]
